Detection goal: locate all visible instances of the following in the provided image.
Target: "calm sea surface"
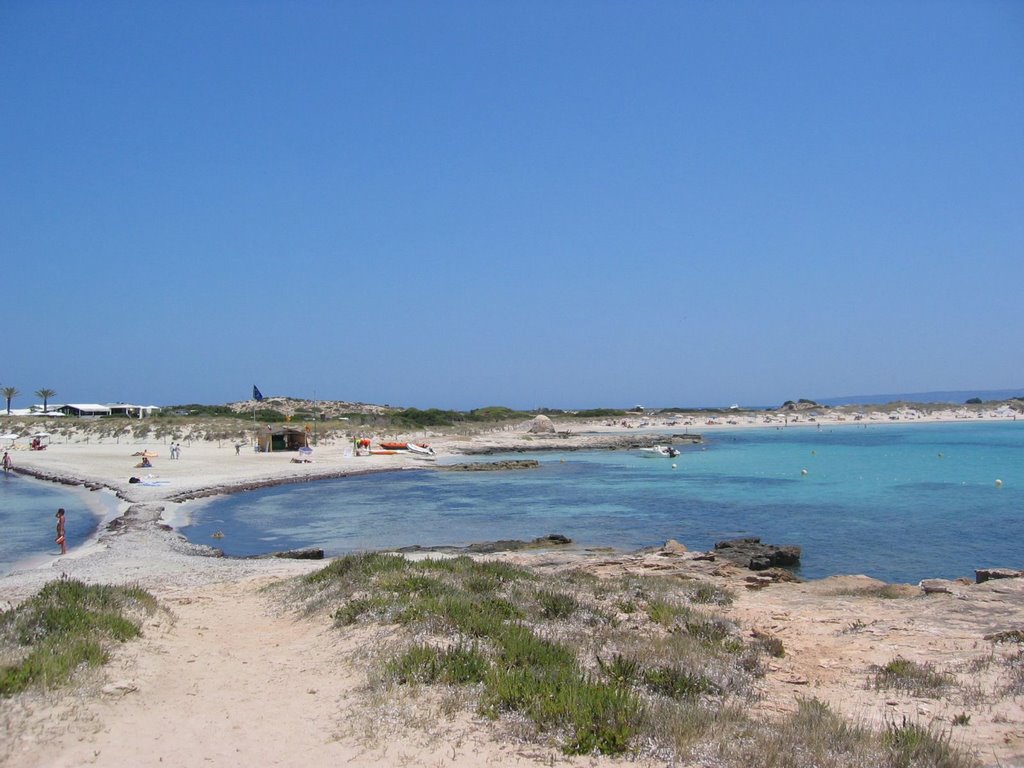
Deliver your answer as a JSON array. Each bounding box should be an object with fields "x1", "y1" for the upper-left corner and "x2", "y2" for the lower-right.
[
  {"x1": 0, "y1": 475, "x2": 114, "y2": 575},
  {"x1": 2, "y1": 422, "x2": 1020, "y2": 583},
  {"x1": 175, "y1": 421, "x2": 1023, "y2": 583}
]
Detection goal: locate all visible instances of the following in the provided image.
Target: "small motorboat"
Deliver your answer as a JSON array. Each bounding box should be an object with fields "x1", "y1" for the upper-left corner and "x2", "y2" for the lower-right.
[
  {"x1": 379, "y1": 441, "x2": 408, "y2": 450},
  {"x1": 406, "y1": 443, "x2": 435, "y2": 456},
  {"x1": 637, "y1": 445, "x2": 680, "y2": 459}
]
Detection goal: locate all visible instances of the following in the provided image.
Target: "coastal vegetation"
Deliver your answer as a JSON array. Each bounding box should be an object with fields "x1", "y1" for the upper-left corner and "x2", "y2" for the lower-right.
[
  {"x1": 0, "y1": 578, "x2": 157, "y2": 696},
  {"x1": 33, "y1": 388, "x2": 57, "y2": 414},
  {"x1": 2, "y1": 386, "x2": 18, "y2": 415},
  {"x1": 826, "y1": 582, "x2": 922, "y2": 600},
  {"x1": 296, "y1": 553, "x2": 978, "y2": 766},
  {"x1": 1, "y1": 393, "x2": 1020, "y2": 450},
  {"x1": 0, "y1": 398, "x2": 542, "y2": 448},
  {"x1": 388, "y1": 406, "x2": 534, "y2": 428},
  {"x1": 871, "y1": 657, "x2": 957, "y2": 698},
  {"x1": 566, "y1": 408, "x2": 628, "y2": 418}
]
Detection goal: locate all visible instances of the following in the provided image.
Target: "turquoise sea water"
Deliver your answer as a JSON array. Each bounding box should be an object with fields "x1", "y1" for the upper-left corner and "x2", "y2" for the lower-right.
[
  {"x1": 0, "y1": 475, "x2": 109, "y2": 575},
  {"x1": 177, "y1": 421, "x2": 1023, "y2": 583},
  {"x1": 1, "y1": 422, "x2": 1020, "y2": 583}
]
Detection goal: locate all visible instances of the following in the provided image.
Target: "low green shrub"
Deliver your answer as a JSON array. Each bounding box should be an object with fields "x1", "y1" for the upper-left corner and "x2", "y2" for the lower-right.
[
  {"x1": 871, "y1": 657, "x2": 955, "y2": 698},
  {"x1": 0, "y1": 579, "x2": 156, "y2": 696},
  {"x1": 643, "y1": 665, "x2": 719, "y2": 700},
  {"x1": 597, "y1": 653, "x2": 641, "y2": 686},
  {"x1": 333, "y1": 596, "x2": 390, "y2": 626},
  {"x1": 646, "y1": 597, "x2": 687, "y2": 627},
  {"x1": 536, "y1": 589, "x2": 579, "y2": 620},
  {"x1": 482, "y1": 665, "x2": 641, "y2": 756},
  {"x1": 385, "y1": 642, "x2": 489, "y2": 685},
  {"x1": 680, "y1": 614, "x2": 744, "y2": 653},
  {"x1": 687, "y1": 581, "x2": 735, "y2": 606},
  {"x1": 306, "y1": 551, "x2": 409, "y2": 585},
  {"x1": 884, "y1": 717, "x2": 975, "y2": 768}
]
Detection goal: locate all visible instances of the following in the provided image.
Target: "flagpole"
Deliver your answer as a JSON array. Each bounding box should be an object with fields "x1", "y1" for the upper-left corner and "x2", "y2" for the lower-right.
[{"x1": 251, "y1": 385, "x2": 269, "y2": 451}]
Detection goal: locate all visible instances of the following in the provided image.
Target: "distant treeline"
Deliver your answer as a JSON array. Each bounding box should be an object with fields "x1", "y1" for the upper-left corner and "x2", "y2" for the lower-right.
[{"x1": 156, "y1": 404, "x2": 644, "y2": 427}]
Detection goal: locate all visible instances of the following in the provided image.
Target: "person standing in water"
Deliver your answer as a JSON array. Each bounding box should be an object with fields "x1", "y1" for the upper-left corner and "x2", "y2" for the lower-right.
[
  {"x1": 2, "y1": 451, "x2": 11, "y2": 473},
  {"x1": 55, "y1": 508, "x2": 66, "y2": 555}
]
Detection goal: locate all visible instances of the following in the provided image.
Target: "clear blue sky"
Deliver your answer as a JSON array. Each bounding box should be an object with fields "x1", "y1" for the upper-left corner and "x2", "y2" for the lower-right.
[{"x1": 2, "y1": 1, "x2": 1021, "y2": 410}]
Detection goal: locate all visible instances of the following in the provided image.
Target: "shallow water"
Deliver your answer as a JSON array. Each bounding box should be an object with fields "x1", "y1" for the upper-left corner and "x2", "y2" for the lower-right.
[
  {"x1": 180, "y1": 421, "x2": 1023, "y2": 583},
  {"x1": 0, "y1": 474, "x2": 111, "y2": 575}
]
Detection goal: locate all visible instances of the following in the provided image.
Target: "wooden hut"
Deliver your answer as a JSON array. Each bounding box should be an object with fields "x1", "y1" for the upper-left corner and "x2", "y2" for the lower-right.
[{"x1": 256, "y1": 425, "x2": 309, "y2": 452}]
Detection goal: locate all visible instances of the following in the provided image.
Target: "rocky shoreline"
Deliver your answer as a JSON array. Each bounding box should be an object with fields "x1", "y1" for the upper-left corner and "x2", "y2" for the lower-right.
[{"x1": 450, "y1": 431, "x2": 701, "y2": 454}]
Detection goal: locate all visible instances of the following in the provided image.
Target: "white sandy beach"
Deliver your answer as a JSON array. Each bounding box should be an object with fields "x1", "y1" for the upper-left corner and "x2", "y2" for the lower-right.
[{"x1": 2, "y1": 410, "x2": 1023, "y2": 767}]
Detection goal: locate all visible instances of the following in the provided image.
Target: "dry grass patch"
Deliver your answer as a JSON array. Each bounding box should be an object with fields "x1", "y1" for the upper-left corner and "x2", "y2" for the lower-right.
[
  {"x1": 827, "y1": 583, "x2": 923, "y2": 600},
  {"x1": 291, "y1": 554, "x2": 980, "y2": 766},
  {"x1": 870, "y1": 657, "x2": 957, "y2": 698}
]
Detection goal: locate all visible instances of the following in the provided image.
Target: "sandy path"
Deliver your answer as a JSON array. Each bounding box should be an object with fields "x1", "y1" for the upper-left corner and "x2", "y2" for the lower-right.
[
  {"x1": 4, "y1": 578, "x2": 367, "y2": 767},
  {"x1": 2, "y1": 577, "x2": 571, "y2": 768}
]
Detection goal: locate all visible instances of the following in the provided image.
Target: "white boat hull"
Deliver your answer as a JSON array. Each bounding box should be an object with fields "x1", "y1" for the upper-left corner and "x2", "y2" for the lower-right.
[{"x1": 637, "y1": 445, "x2": 679, "y2": 458}]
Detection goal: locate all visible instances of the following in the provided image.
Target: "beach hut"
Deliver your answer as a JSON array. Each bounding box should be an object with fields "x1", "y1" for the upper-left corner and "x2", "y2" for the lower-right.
[{"x1": 256, "y1": 426, "x2": 309, "y2": 452}]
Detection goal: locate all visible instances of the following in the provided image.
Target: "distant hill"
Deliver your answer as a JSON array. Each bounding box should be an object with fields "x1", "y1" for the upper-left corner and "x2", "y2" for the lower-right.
[{"x1": 816, "y1": 388, "x2": 1024, "y2": 407}]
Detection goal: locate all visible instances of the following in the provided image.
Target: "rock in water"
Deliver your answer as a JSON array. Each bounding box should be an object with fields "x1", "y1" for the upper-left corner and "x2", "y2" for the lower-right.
[
  {"x1": 714, "y1": 537, "x2": 801, "y2": 571},
  {"x1": 975, "y1": 568, "x2": 1023, "y2": 583},
  {"x1": 441, "y1": 460, "x2": 540, "y2": 471}
]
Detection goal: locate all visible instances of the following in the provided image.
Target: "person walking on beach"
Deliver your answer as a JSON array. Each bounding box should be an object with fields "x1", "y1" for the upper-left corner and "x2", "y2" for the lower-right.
[
  {"x1": 2, "y1": 451, "x2": 11, "y2": 473},
  {"x1": 55, "y1": 508, "x2": 67, "y2": 555}
]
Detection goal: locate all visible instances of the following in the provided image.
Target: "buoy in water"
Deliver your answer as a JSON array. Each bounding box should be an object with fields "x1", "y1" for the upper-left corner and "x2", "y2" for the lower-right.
[
  {"x1": 995, "y1": 479, "x2": 1003, "y2": 488},
  {"x1": 801, "y1": 468, "x2": 808, "y2": 476},
  {"x1": 671, "y1": 463, "x2": 677, "y2": 469}
]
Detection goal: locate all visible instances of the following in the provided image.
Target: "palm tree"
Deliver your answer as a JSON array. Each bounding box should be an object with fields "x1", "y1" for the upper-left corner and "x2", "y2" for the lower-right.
[
  {"x1": 35, "y1": 388, "x2": 57, "y2": 414},
  {"x1": 1, "y1": 386, "x2": 18, "y2": 415}
]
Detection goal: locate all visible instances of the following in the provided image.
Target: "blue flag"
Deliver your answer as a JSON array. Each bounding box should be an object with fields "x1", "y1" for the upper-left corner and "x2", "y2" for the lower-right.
[{"x1": 253, "y1": 385, "x2": 264, "y2": 401}]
